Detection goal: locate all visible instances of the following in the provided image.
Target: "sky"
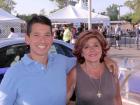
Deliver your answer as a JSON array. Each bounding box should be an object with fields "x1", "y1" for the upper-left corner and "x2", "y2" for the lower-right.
[{"x1": 13, "y1": 0, "x2": 130, "y2": 16}]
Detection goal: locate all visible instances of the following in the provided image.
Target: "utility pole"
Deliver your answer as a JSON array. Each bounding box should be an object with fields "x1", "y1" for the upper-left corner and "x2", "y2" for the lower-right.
[
  {"x1": 88, "y1": 0, "x2": 92, "y2": 30},
  {"x1": 117, "y1": 5, "x2": 123, "y2": 20}
]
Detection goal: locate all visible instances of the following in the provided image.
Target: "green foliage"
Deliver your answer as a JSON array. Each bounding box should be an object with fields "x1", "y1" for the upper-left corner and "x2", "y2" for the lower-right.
[
  {"x1": 120, "y1": 13, "x2": 132, "y2": 22},
  {"x1": 16, "y1": 14, "x2": 35, "y2": 22},
  {"x1": 50, "y1": 8, "x2": 61, "y2": 13},
  {"x1": 39, "y1": 9, "x2": 46, "y2": 15},
  {"x1": 131, "y1": 12, "x2": 140, "y2": 23},
  {"x1": 125, "y1": 0, "x2": 140, "y2": 11},
  {"x1": 0, "y1": 0, "x2": 16, "y2": 13},
  {"x1": 124, "y1": 0, "x2": 135, "y2": 10},
  {"x1": 49, "y1": 0, "x2": 66, "y2": 8},
  {"x1": 49, "y1": 0, "x2": 77, "y2": 9},
  {"x1": 124, "y1": 0, "x2": 140, "y2": 23},
  {"x1": 106, "y1": 4, "x2": 119, "y2": 21}
]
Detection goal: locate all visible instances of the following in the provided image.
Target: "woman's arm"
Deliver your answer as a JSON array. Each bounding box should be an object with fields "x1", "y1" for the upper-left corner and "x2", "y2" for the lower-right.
[{"x1": 67, "y1": 67, "x2": 76, "y2": 103}]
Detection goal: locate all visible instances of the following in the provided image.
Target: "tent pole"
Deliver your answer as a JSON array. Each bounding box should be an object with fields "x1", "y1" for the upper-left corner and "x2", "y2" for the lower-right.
[{"x1": 88, "y1": 0, "x2": 92, "y2": 30}]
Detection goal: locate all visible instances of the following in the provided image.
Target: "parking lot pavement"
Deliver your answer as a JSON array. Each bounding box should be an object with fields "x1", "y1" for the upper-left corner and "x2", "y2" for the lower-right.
[
  {"x1": 108, "y1": 46, "x2": 140, "y2": 59},
  {"x1": 108, "y1": 46, "x2": 140, "y2": 105}
]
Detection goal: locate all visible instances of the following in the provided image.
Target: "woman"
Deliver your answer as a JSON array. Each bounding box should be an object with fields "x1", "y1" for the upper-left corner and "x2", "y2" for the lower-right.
[{"x1": 67, "y1": 29, "x2": 122, "y2": 105}]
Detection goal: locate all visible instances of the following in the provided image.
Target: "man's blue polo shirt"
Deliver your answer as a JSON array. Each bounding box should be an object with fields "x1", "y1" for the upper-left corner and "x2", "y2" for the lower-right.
[{"x1": 0, "y1": 54, "x2": 76, "y2": 105}]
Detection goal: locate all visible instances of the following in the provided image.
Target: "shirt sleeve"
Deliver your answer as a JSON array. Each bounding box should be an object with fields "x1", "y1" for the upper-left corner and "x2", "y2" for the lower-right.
[
  {"x1": 0, "y1": 68, "x2": 17, "y2": 105},
  {"x1": 65, "y1": 57, "x2": 76, "y2": 74}
]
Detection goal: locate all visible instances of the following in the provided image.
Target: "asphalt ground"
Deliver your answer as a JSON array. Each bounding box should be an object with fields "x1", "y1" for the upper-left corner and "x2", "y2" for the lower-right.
[{"x1": 108, "y1": 45, "x2": 140, "y2": 59}]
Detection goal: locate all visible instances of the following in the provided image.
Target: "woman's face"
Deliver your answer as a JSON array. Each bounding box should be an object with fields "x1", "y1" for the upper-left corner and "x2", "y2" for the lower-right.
[{"x1": 82, "y1": 37, "x2": 102, "y2": 63}]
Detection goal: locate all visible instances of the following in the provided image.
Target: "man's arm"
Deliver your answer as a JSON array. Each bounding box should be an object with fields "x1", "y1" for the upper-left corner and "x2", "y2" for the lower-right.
[{"x1": 104, "y1": 56, "x2": 118, "y2": 76}]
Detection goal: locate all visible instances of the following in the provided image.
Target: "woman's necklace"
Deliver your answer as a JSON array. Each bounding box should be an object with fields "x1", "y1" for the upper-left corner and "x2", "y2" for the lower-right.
[{"x1": 84, "y1": 63, "x2": 102, "y2": 98}]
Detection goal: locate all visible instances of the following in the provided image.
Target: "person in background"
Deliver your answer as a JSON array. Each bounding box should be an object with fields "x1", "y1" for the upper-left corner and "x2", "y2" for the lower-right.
[
  {"x1": 67, "y1": 29, "x2": 122, "y2": 105},
  {"x1": 8, "y1": 27, "x2": 19, "y2": 38},
  {"x1": 114, "y1": 24, "x2": 122, "y2": 48},
  {"x1": 63, "y1": 25, "x2": 72, "y2": 43},
  {"x1": 71, "y1": 26, "x2": 77, "y2": 44},
  {"x1": 0, "y1": 15, "x2": 118, "y2": 105},
  {"x1": 135, "y1": 24, "x2": 140, "y2": 46}
]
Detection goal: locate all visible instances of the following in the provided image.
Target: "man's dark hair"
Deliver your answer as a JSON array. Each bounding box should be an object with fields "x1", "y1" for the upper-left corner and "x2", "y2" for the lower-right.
[
  {"x1": 10, "y1": 27, "x2": 15, "y2": 32},
  {"x1": 26, "y1": 15, "x2": 52, "y2": 36}
]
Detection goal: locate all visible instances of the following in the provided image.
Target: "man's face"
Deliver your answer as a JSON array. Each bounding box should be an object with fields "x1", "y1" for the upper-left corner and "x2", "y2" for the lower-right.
[{"x1": 25, "y1": 23, "x2": 53, "y2": 57}]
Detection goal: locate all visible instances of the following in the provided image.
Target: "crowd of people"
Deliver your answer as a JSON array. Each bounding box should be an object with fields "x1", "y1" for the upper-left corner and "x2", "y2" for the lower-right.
[
  {"x1": 53, "y1": 22, "x2": 140, "y2": 50},
  {"x1": 0, "y1": 15, "x2": 121, "y2": 105},
  {"x1": 53, "y1": 24, "x2": 83, "y2": 44},
  {"x1": 7, "y1": 19, "x2": 140, "y2": 50}
]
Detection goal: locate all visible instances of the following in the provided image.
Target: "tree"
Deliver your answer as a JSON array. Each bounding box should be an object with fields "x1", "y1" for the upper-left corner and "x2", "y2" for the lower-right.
[
  {"x1": 39, "y1": 9, "x2": 46, "y2": 15},
  {"x1": 49, "y1": 0, "x2": 77, "y2": 9},
  {"x1": 120, "y1": 13, "x2": 132, "y2": 22},
  {"x1": 125, "y1": 0, "x2": 140, "y2": 11},
  {"x1": 17, "y1": 14, "x2": 36, "y2": 22},
  {"x1": 124, "y1": 0, "x2": 135, "y2": 10},
  {"x1": 0, "y1": 0, "x2": 16, "y2": 13},
  {"x1": 49, "y1": 0, "x2": 67, "y2": 9},
  {"x1": 124, "y1": 0, "x2": 140, "y2": 23},
  {"x1": 0, "y1": 0, "x2": 7, "y2": 9},
  {"x1": 106, "y1": 4, "x2": 119, "y2": 21}
]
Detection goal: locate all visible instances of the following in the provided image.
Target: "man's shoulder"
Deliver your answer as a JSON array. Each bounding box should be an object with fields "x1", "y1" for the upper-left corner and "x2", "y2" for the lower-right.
[
  {"x1": 8, "y1": 61, "x2": 24, "y2": 72},
  {"x1": 50, "y1": 54, "x2": 75, "y2": 61},
  {"x1": 4, "y1": 61, "x2": 24, "y2": 79},
  {"x1": 50, "y1": 53, "x2": 68, "y2": 59}
]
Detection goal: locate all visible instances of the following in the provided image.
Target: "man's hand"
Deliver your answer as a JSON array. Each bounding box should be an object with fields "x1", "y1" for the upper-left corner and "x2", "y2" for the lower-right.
[{"x1": 104, "y1": 56, "x2": 119, "y2": 77}]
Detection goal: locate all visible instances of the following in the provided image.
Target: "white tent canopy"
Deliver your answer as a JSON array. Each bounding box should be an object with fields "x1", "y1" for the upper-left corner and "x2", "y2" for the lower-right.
[
  {"x1": 0, "y1": 8, "x2": 25, "y2": 23},
  {"x1": 48, "y1": 5, "x2": 110, "y2": 25},
  {"x1": 0, "y1": 8, "x2": 25, "y2": 38}
]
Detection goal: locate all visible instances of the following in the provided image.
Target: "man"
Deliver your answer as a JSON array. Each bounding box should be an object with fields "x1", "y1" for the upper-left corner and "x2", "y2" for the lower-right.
[
  {"x1": 114, "y1": 24, "x2": 122, "y2": 48},
  {"x1": 0, "y1": 15, "x2": 76, "y2": 105},
  {"x1": 0, "y1": 15, "x2": 117, "y2": 105},
  {"x1": 8, "y1": 27, "x2": 19, "y2": 38},
  {"x1": 63, "y1": 25, "x2": 72, "y2": 43}
]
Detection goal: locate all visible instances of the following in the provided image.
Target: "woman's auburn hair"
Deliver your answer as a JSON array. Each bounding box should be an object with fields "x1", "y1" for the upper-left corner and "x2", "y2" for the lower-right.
[{"x1": 73, "y1": 29, "x2": 110, "y2": 64}]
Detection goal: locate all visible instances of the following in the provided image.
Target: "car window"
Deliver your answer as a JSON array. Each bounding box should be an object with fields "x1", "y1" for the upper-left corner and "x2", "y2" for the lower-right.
[
  {"x1": 51, "y1": 43, "x2": 74, "y2": 57},
  {"x1": 0, "y1": 43, "x2": 29, "y2": 68},
  {"x1": 49, "y1": 43, "x2": 67, "y2": 55},
  {"x1": 49, "y1": 44, "x2": 58, "y2": 54},
  {"x1": 0, "y1": 74, "x2": 4, "y2": 83},
  {"x1": 60, "y1": 43, "x2": 74, "y2": 57}
]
